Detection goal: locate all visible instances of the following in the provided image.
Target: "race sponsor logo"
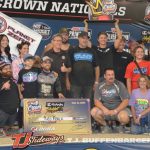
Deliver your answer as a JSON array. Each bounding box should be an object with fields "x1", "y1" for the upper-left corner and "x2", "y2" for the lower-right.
[
  {"x1": 106, "y1": 28, "x2": 130, "y2": 42},
  {"x1": 68, "y1": 27, "x2": 92, "y2": 39},
  {"x1": 0, "y1": 16, "x2": 7, "y2": 33},
  {"x1": 31, "y1": 126, "x2": 55, "y2": 132},
  {"x1": 74, "y1": 53, "x2": 93, "y2": 62},
  {"x1": 32, "y1": 22, "x2": 52, "y2": 40},
  {"x1": 102, "y1": 0, "x2": 117, "y2": 15},
  {"x1": 28, "y1": 101, "x2": 42, "y2": 114},
  {"x1": 142, "y1": 30, "x2": 150, "y2": 43},
  {"x1": 46, "y1": 102, "x2": 64, "y2": 113},
  {"x1": 12, "y1": 132, "x2": 64, "y2": 149}
]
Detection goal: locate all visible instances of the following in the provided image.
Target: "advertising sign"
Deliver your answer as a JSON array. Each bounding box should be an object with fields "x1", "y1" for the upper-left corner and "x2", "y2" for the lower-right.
[{"x1": 0, "y1": 12, "x2": 42, "y2": 56}]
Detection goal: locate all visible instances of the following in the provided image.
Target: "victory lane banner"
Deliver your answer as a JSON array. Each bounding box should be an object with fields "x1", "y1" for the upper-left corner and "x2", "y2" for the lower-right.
[
  {"x1": 24, "y1": 99, "x2": 91, "y2": 135},
  {"x1": 0, "y1": 12, "x2": 42, "y2": 56}
]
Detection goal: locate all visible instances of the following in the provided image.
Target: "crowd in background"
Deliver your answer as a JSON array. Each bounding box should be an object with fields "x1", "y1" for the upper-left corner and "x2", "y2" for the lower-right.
[{"x1": 0, "y1": 19, "x2": 150, "y2": 135}]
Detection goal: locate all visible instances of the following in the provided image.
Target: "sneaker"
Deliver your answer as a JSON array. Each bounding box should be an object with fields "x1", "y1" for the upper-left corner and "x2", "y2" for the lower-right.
[
  {"x1": 118, "y1": 125, "x2": 125, "y2": 133},
  {"x1": 92, "y1": 121, "x2": 100, "y2": 133},
  {"x1": 101, "y1": 125, "x2": 112, "y2": 133}
]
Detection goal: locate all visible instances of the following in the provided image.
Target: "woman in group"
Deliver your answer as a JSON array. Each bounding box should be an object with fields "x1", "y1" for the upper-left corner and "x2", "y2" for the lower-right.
[
  {"x1": 125, "y1": 46, "x2": 150, "y2": 94},
  {"x1": 129, "y1": 76, "x2": 150, "y2": 134},
  {"x1": 12, "y1": 41, "x2": 30, "y2": 82},
  {"x1": 0, "y1": 34, "x2": 12, "y2": 62}
]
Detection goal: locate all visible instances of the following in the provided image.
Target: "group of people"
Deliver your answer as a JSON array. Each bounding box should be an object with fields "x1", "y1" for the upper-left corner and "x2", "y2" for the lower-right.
[{"x1": 0, "y1": 19, "x2": 150, "y2": 135}]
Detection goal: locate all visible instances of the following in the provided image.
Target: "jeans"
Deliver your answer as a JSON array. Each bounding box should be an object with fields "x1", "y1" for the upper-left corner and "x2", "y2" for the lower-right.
[
  {"x1": 71, "y1": 85, "x2": 93, "y2": 100},
  {"x1": 0, "y1": 109, "x2": 17, "y2": 127},
  {"x1": 131, "y1": 114, "x2": 150, "y2": 134}
]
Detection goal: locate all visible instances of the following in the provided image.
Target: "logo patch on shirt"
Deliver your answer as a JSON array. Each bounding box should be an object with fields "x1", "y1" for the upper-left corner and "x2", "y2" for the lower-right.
[
  {"x1": 133, "y1": 67, "x2": 147, "y2": 74},
  {"x1": 74, "y1": 53, "x2": 93, "y2": 62},
  {"x1": 121, "y1": 56, "x2": 127, "y2": 59},
  {"x1": 102, "y1": 89, "x2": 116, "y2": 97},
  {"x1": 23, "y1": 72, "x2": 38, "y2": 82}
]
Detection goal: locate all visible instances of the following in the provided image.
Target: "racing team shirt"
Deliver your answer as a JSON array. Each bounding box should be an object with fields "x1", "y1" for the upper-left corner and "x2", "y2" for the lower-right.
[{"x1": 70, "y1": 46, "x2": 99, "y2": 86}]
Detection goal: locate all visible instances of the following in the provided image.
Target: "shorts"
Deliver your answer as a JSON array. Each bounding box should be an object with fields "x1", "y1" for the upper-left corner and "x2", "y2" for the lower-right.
[
  {"x1": 104, "y1": 108, "x2": 131, "y2": 121},
  {"x1": 0, "y1": 109, "x2": 17, "y2": 127}
]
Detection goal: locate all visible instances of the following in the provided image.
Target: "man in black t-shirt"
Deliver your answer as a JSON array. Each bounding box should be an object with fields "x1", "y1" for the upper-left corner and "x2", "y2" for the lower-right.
[
  {"x1": 0, "y1": 61, "x2": 19, "y2": 135},
  {"x1": 69, "y1": 31, "x2": 100, "y2": 100},
  {"x1": 113, "y1": 37, "x2": 133, "y2": 85},
  {"x1": 95, "y1": 19, "x2": 122, "y2": 77},
  {"x1": 44, "y1": 34, "x2": 71, "y2": 97}
]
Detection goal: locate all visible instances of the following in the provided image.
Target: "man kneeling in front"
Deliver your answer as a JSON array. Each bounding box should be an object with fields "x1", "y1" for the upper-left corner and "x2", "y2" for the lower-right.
[{"x1": 91, "y1": 68, "x2": 130, "y2": 133}]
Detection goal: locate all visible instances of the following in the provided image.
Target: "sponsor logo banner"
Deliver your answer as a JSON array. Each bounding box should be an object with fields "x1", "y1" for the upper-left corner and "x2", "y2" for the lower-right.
[
  {"x1": 106, "y1": 28, "x2": 130, "y2": 42},
  {"x1": 0, "y1": 0, "x2": 149, "y2": 23},
  {"x1": 32, "y1": 22, "x2": 52, "y2": 40},
  {"x1": 12, "y1": 132, "x2": 64, "y2": 149},
  {"x1": 0, "y1": 12, "x2": 42, "y2": 56},
  {"x1": 68, "y1": 27, "x2": 92, "y2": 39}
]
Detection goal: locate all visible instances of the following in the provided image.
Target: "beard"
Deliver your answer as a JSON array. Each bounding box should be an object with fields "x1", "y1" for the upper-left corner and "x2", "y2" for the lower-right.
[
  {"x1": 62, "y1": 39, "x2": 69, "y2": 44},
  {"x1": 1, "y1": 71, "x2": 12, "y2": 78}
]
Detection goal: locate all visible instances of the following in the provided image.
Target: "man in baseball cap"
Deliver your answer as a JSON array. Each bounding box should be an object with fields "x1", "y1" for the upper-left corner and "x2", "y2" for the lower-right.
[
  {"x1": 38, "y1": 56, "x2": 64, "y2": 98},
  {"x1": 0, "y1": 60, "x2": 19, "y2": 135},
  {"x1": 41, "y1": 56, "x2": 53, "y2": 63}
]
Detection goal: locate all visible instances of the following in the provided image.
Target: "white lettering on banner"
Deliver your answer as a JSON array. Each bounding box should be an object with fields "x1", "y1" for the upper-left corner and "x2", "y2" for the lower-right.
[
  {"x1": 0, "y1": 0, "x2": 2, "y2": 7},
  {"x1": 50, "y1": 2, "x2": 62, "y2": 12},
  {"x1": 0, "y1": 0, "x2": 89, "y2": 14},
  {"x1": 2, "y1": 0, "x2": 13, "y2": 8},
  {"x1": 114, "y1": 7, "x2": 126, "y2": 16},
  {"x1": 0, "y1": 0, "x2": 48, "y2": 11},
  {"x1": 24, "y1": 0, "x2": 38, "y2": 10},
  {"x1": 60, "y1": 3, "x2": 70, "y2": 13},
  {"x1": 35, "y1": 1, "x2": 48, "y2": 11},
  {"x1": 70, "y1": 3, "x2": 79, "y2": 13},
  {"x1": 66, "y1": 137, "x2": 150, "y2": 143},
  {"x1": 13, "y1": 0, "x2": 22, "y2": 9}
]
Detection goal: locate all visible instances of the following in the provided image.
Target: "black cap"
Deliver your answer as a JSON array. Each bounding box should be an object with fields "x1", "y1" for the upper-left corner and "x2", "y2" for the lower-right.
[
  {"x1": 78, "y1": 31, "x2": 89, "y2": 38},
  {"x1": 23, "y1": 54, "x2": 34, "y2": 61}
]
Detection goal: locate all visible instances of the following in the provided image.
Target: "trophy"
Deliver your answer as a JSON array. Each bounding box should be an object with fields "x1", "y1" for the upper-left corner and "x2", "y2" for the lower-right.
[{"x1": 85, "y1": 0, "x2": 117, "y2": 22}]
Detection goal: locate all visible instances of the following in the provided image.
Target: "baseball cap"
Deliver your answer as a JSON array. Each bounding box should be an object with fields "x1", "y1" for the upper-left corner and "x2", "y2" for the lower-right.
[
  {"x1": 0, "y1": 60, "x2": 11, "y2": 70},
  {"x1": 59, "y1": 27, "x2": 69, "y2": 34},
  {"x1": 41, "y1": 56, "x2": 53, "y2": 63},
  {"x1": 78, "y1": 31, "x2": 89, "y2": 38},
  {"x1": 23, "y1": 54, "x2": 34, "y2": 61}
]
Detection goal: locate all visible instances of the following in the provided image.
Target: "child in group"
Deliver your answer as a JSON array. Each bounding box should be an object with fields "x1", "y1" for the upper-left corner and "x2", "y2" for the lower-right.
[
  {"x1": 17, "y1": 54, "x2": 40, "y2": 132},
  {"x1": 129, "y1": 75, "x2": 150, "y2": 134},
  {"x1": 0, "y1": 61, "x2": 19, "y2": 136},
  {"x1": 38, "y1": 56, "x2": 64, "y2": 98}
]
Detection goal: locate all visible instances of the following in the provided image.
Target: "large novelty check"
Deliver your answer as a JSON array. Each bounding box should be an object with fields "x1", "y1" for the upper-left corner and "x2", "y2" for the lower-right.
[{"x1": 24, "y1": 99, "x2": 91, "y2": 135}]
